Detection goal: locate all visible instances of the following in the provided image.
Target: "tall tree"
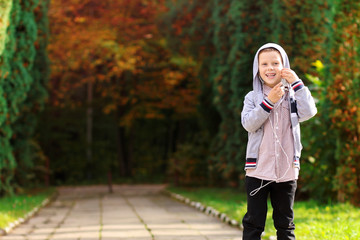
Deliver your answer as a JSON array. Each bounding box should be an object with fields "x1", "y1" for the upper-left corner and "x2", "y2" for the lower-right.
[{"x1": 46, "y1": 0, "x2": 199, "y2": 182}]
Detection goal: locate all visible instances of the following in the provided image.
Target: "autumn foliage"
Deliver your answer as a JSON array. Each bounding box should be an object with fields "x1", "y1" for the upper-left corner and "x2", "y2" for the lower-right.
[
  {"x1": 48, "y1": 0, "x2": 198, "y2": 119},
  {"x1": 44, "y1": 0, "x2": 199, "y2": 182}
]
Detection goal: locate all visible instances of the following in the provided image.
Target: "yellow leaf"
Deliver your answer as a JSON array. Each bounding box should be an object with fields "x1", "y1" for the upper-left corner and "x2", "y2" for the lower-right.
[{"x1": 311, "y1": 60, "x2": 324, "y2": 71}]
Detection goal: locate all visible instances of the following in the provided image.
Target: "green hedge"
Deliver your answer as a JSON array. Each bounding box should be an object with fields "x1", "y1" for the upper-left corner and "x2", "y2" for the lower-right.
[{"x1": 0, "y1": 0, "x2": 49, "y2": 195}]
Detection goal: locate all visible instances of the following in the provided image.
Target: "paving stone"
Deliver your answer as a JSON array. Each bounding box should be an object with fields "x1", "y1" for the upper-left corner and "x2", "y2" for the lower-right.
[
  {"x1": 0, "y1": 235, "x2": 25, "y2": 240},
  {"x1": 101, "y1": 229, "x2": 151, "y2": 238}
]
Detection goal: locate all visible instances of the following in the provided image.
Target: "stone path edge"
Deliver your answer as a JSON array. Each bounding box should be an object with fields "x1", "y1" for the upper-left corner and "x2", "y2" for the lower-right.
[
  {"x1": 162, "y1": 189, "x2": 244, "y2": 230},
  {"x1": 162, "y1": 189, "x2": 279, "y2": 240},
  {"x1": 0, "y1": 189, "x2": 59, "y2": 236}
]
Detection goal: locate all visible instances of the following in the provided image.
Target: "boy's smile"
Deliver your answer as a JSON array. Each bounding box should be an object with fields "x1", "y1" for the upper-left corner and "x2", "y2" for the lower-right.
[
  {"x1": 258, "y1": 51, "x2": 283, "y2": 87},
  {"x1": 265, "y1": 73, "x2": 276, "y2": 79}
]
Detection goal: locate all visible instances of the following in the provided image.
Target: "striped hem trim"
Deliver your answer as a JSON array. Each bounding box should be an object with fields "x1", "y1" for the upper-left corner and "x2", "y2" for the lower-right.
[
  {"x1": 260, "y1": 98, "x2": 274, "y2": 113},
  {"x1": 245, "y1": 163, "x2": 257, "y2": 168},
  {"x1": 293, "y1": 156, "x2": 300, "y2": 167},
  {"x1": 291, "y1": 80, "x2": 304, "y2": 92}
]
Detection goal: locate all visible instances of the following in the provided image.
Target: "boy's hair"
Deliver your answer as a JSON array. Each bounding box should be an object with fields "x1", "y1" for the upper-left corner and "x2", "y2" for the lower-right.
[{"x1": 258, "y1": 47, "x2": 283, "y2": 64}]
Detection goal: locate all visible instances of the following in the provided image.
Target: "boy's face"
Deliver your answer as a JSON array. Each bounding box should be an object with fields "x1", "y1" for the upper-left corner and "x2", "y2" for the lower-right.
[{"x1": 258, "y1": 51, "x2": 283, "y2": 88}]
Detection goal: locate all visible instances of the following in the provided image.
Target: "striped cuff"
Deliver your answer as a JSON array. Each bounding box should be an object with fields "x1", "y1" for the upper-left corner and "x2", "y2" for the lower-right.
[
  {"x1": 245, "y1": 158, "x2": 257, "y2": 168},
  {"x1": 260, "y1": 97, "x2": 274, "y2": 113},
  {"x1": 291, "y1": 80, "x2": 304, "y2": 92}
]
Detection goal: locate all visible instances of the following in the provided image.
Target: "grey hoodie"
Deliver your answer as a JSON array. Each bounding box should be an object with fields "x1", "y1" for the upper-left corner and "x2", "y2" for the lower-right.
[{"x1": 241, "y1": 43, "x2": 317, "y2": 170}]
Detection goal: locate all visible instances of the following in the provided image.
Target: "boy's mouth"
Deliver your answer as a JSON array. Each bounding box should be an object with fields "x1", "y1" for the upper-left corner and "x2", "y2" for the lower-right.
[{"x1": 265, "y1": 73, "x2": 276, "y2": 79}]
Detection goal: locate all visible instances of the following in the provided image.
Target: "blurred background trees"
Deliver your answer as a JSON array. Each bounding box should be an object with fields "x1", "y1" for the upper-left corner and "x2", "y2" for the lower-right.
[
  {"x1": 42, "y1": 0, "x2": 199, "y2": 184},
  {"x1": 0, "y1": 0, "x2": 360, "y2": 205}
]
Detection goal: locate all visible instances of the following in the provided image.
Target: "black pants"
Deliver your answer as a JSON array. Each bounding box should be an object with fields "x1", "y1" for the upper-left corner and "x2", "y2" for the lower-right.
[{"x1": 242, "y1": 176, "x2": 297, "y2": 240}]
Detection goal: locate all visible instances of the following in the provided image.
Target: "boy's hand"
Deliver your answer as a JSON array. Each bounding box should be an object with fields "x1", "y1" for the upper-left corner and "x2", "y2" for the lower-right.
[
  {"x1": 268, "y1": 82, "x2": 285, "y2": 103},
  {"x1": 281, "y1": 68, "x2": 299, "y2": 84}
]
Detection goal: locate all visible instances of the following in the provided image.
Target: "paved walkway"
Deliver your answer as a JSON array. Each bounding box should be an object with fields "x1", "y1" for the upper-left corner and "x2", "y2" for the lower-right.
[{"x1": 1, "y1": 185, "x2": 243, "y2": 240}]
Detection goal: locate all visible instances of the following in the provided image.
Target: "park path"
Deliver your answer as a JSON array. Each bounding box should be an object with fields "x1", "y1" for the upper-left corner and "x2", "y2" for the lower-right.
[{"x1": 1, "y1": 185, "x2": 242, "y2": 240}]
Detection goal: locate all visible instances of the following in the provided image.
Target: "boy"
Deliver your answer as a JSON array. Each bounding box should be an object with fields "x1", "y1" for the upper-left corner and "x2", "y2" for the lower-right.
[{"x1": 241, "y1": 43, "x2": 317, "y2": 240}]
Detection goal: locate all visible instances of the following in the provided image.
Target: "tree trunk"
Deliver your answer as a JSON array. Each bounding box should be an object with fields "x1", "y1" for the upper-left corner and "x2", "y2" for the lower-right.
[
  {"x1": 45, "y1": 156, "x2": 50, "y2": 187},
  {"x1": 162, "y1": 119, "x2": 182, "y2": 174},
  {"x1": 116, "y1": 125, "x2": 127, "y2": 177},
  {"x1": 162, "y1": 121, "x2": 171, "y2": 172},
  {"x1": 127, "y1": 125, "x2": 135, "y2": 177},
  {"x1": 107, "y1": 170, "x2": 113, "y2": 193},
  {"x1": 86, "y1": 80, "x2": 93, "y2": 179}
]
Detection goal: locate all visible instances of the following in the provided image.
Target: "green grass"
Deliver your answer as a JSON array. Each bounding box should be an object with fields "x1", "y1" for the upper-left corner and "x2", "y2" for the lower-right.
[
  {"x1": 168, "y1": 186, "x2": 360, "y2": 240},
  {"x1": 0, "y1": 188, "x2": 55, "y2": 229}
]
